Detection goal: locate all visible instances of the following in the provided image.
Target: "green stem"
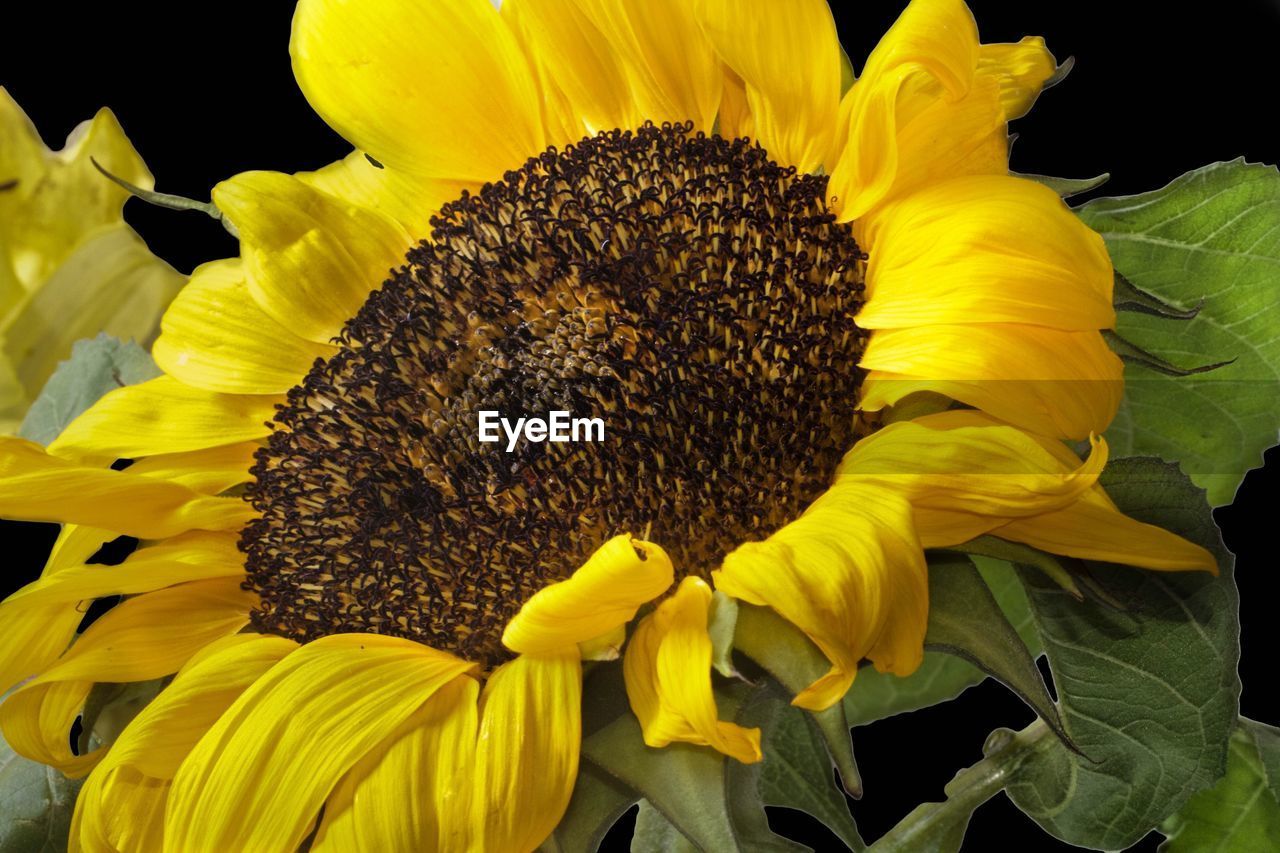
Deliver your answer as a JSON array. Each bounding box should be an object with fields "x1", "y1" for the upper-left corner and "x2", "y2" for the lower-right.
[{"x1": 868, "y1": 721, "x2": 1052, "y2": 853}]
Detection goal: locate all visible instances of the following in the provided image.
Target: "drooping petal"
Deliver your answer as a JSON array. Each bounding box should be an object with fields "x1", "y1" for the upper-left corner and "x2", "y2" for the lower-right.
[
  {"x1": 837, "y1": 410, "x2": 1107, "y2": 546},
  {"x1": 152, "y1": 258, "x2": 335, "y2": 395},
  {"x1": 0, "y1": 577, "x2": 254, "y2": 775},
  {"x1": 995, "y1": 496, "x2": 1219, "y2": 572},
  {"x1": 47, "y1": 375, "x2": 279, "y2": 463},
  {"x1": 569, "y1": 0, "x2": 722, "y2": 132},
  {"x1": 838, "y1": 411, "x2": 1218, "y2": 572},
  {"x1": 165, "y1": 635, "x2": 476, "y2": 853},
  {"x1": 213, "y1": 170, "x2": 411, "y2": 344},
  {"x1": 313, "y1": 677, "x2": 479, "y2": 853},
  {"x1": 693, "y1": 0, "x2": 840, "y2": 171},
  {"x1": 827, "y1": 0, "x2": 1010, "y2": 221},
  {"x1": 623, "y1": 576, "x2": 761, "y2": 762},
  {"x1": 502, "y1": 535, "x2": 674, "y2": 656},
  {"x1": 713, "y1": 483, "x2": 928, "y2": 710},
  {"x1": 858, "y1": 324, "x2": 1124, "y2": 440},
  {"x1": 0, "y1": 437, "x2": 254, "y2": 537},
  {"x1": 472, "y1": 651, "x2": 581, "y2": 853},
  {"x1": 290, "y1": 0, "x2": 545, "y2": 182},
  {"x1": 978, "y1": 37, "x2": 1057, "y2": 120},
  {"x1": 71, "y1": 635, "x2": 297, "y2": 853},
  {"x1": 856, "y1": 175, "x2": 1114, "y2": 331}
]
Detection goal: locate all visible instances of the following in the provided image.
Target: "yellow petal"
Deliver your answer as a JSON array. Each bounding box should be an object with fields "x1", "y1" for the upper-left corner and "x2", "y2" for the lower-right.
[
  {"x1": 0, "y1": 92, "x2": 151, "y2": 287},
  {"x1": 858, "y1": 324, "x2": 1124, "y2": 440},
  {"x1": 0, "y1": 577, "x2": 254, "y2": 775},
  {"x1": 0, "y1": 436, "x2": 254, "y2": 537},
  {"x1": 71, "y1": 635, "x2": 297, "y2": 853},
  {"x1": 297, "y1": 151, "x2": 477, "y2": 239},
  {"x1": 502, "y1": 535, "x2": 674, "y2": 656},
  {"x1": 838, "y1": 410, "x2": 1107, "y2": 546},
  {"x1": 314, "y1": 677, "x2": 479, "y2": 853},
  {"x1": 713, "y1": 483, "x2": 927, "y2": 710},
  {"x1": 4, "y1": 530, "x2": 243, "y2": 608},
  {"x1": 857, "y1": 175, "x2": 1114, "y2": 331},
  {"x1": 128, "y1": 442, "x2": 259, "y2": 495},
  {"x1": 978, "y1": 37, "x2": 1057, "y2": 120},
  {"x1": 47, "y1": 375, "x2": 279, "y2": 463},
  {"x1": 290, "y1": 0, "x2": 545, "y2": 182},
  {"x1": 473, "y1": 651, "x2": 581, "y2": 853},
  {"x1": 570, "y1": 0, "x2": 722, "y2": 132},
  {"x1": 995, "y1": 498, "x2": 1218, "y2": 572},
  {"x1": 717, "y1": 66, "x2": 754, "y2": 140},
  {"x1": 165, "y1": 635, "x2": 476, "y2": 853},
  {"x1": 213, "y1": 170, "x2": 411, "y2": 344},
  {"x1": 152, "y1": 258, "x2": 336, "y2": 395},
  {"x1": 2, "y1": 226, "x2": 184, "y2": 401},
  {"x1": 623, "y1": 576, "x2": 761, "y2": 762},
  {"x1": 827, "y1": 0, "x2": 1010, "y2": 221},
  {"x1": 503, "y1": 0, "x2": 639, "y2": 137},
  {"x1": 693, "y1": 0, "x2": 841, "y2": 171}
]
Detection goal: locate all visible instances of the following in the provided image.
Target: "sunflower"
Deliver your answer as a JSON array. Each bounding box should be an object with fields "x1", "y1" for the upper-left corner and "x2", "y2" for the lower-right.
[
  {"x1": 0, "y1": 89, "x2": 184, "y2": 432},
  {"x1": 0, "y1": 0, "x2": 1218, "y2": 850}
]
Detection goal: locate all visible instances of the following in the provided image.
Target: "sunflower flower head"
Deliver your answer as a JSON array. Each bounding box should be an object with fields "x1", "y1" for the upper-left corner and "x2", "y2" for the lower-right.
[{"x1": 0, "y1": 0, "x2": 1219, "y2": 850}]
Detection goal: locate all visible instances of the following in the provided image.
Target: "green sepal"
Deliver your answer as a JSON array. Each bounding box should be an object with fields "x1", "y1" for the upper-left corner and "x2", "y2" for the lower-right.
[
  {"x1": 1112, "y1": 272, "x2": 1202, "y2": 319},
  {"x1": 1102, "y1": 328, "x2": 1235, "y2": 377},
  {"x1": 1014, "y1": 171, "x2": 1110, "y2": 198},
  {"x1": 922, "y1": 554, "x2": 1073, "y2": 753},
  {"x1": 90, "y1": 157, "x2": 239, "y2": 238}
]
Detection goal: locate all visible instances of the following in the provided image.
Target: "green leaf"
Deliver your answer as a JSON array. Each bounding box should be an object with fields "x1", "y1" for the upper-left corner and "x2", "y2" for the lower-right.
[
  {"x1": 923, "y1": 554, "x2": 1069, "y2": 750},
  {"x1": 1005, "y1": 458, "x2": 1240, "y2": 849},
  {"x1": 748, "y1": 692, "x2": 864, "y2": 851},
  {"x1": 1159, "y1": 724, "x2": 1280, "y2": 852},
  {"x1": 631, "y1": 801, "x2": 698, "y2": 853},
  {"x1": 1077, "y1": 160, "x2": 1280, "y2": 505},
  {"x1": 0, "y1": 727, "x2": 81, "y2": 853},
  {"x1": 539, "y1": 762, "x2": 636, "y2": 853},
  {"x1": 1248, "y1": 718, "x2": 1280, "y2": 802},
  {"x1": 17, "y1": 333, "x2": 159, "y2": 446}
]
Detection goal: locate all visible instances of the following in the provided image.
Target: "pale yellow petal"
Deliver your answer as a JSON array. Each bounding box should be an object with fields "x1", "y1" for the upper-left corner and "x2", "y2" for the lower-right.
[
  {"x1": 623, "y1": 576, "x2": 761, "y2": 762},
  {"x1": 165, "y1": 635, "x2": 476, "y2": 853},
  {"x1": 152, "y1": 258, "x2": 335, "y2": 395},
  {"x1": 290, "y1": 0, "x2": 545, "y2": 182},
  {"x1": 694, "y1": 0, "x2": 841, "y2": 171},
  {"x1": 473, "y1": 651, "x2": 581, "y2": 852},
  {"x1": 502, "y1": 535, "x2": 674, "y2": 656}
]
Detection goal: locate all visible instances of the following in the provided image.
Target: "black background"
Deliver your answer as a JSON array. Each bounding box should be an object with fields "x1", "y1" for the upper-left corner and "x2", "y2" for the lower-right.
[{"x1": 2, "y1": 2, "x2": 1277, "y2": 850}]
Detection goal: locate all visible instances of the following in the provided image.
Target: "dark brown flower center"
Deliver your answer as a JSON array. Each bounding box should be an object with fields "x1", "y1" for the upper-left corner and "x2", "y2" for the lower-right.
[{"x1": 241, "y1": 123, "x2": 870, "y2": 667}]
